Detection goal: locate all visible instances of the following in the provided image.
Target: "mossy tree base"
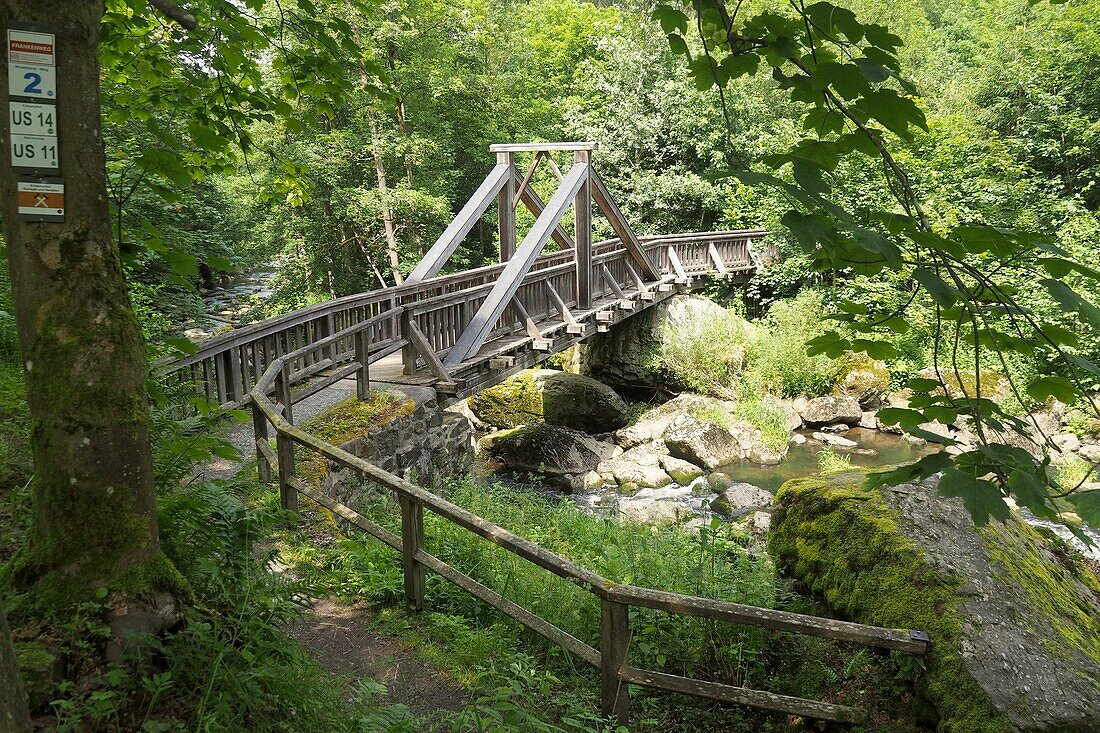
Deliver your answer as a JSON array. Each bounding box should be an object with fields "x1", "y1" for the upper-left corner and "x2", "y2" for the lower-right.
[{"x1": 768, "y1": 472, "x2": 1100, "y2": 733}]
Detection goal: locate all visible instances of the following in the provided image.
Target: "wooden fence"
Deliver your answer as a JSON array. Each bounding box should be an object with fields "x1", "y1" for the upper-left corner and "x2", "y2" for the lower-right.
[{"x1": 248, "y1": 322, "x2": 930, "y2": 725}]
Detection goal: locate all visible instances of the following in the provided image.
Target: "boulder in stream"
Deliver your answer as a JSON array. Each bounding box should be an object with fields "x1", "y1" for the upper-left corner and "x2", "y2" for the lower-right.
[
  {"x1": 799, "y1": 395, "x2": 862, "y2": 427},
  {"x1": 479, "y1": 423, "x2": 613, "y2": 489},
  {"x1": 770, "y1": 472, "x2": 1100, "y2": 732},
  {"x1": 542, "y1": 372, "x2": 629, "y2": 434}
]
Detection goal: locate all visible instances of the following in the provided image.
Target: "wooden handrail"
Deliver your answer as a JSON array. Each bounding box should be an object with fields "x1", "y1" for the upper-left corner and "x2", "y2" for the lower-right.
[{"x1": 247, "y1": 337, "x2": 930, "y2": 726}]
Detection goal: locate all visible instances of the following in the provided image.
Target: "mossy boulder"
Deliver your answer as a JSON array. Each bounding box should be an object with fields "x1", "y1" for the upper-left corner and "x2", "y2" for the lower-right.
[
  {"x1": 835, "y1": 356, "x2": 891, "y2": 408},
  {"x1": 467, "y1": 369, "x2": 555, "y2": 428},
  {"x1": 769, "y1": 472, "x2": 1100, "y2": 732},
  {"x1": 542, "y1": 373, "x2": 629, "y2": 434}
]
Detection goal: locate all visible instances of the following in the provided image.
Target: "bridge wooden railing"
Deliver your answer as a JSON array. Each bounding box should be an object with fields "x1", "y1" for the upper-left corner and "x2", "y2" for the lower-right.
[
  {"x1": 158, "y1": 230, "x2": 762, "y2": 409},
  {"x1": 247, "y1": 325, "x2": 930, "y2": 725}
]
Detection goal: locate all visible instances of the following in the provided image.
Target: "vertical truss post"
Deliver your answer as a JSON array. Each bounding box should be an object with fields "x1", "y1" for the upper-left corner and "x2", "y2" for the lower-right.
[
  {"x1": 497, "y1": 150, "x2": 516, "y2": 262},
  {"x1": 575, "y1": 148, "x2": 592, "y2": 310}
]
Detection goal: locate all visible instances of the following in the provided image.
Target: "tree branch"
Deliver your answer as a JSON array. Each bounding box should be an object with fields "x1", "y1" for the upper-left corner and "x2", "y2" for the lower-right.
[{"x1": 147, "y1": 0, "x2": 197, "y2": 31}]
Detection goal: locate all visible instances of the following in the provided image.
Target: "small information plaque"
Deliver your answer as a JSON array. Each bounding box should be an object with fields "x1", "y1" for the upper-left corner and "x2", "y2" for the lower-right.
[{"x1": 16, "y1": 177, "x2": 64, "y2": 222}]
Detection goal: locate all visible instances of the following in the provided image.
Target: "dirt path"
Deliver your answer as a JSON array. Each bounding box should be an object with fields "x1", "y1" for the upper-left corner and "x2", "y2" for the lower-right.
[{"x1": 287, "y1": 598, "x2": 467, "y2": 722}]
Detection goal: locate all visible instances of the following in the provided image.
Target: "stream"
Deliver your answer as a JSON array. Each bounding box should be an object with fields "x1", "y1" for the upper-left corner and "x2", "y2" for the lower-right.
[{"x1": 185, "y1": 268, "x2": 277, "y2": 340}]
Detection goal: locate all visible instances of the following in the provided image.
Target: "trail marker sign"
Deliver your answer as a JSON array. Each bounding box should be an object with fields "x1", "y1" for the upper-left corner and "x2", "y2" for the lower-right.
[
  {"x1": 7, "y1": 24, "x2": 61, "y2": 212},
  {"x1": 7, "y1": 29, "x2": 54, "y2": 65},
  {"x1": 16, "y1": 178, "x2": 63, "y2": 222}
]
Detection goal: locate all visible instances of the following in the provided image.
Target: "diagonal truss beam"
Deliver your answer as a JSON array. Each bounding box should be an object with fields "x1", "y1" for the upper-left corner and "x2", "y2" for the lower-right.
[
  {"x1": 516, "y1": 174, "x2": 575, "y2": 250},
  {"x1": 444, "y1": 161, "x2": 589, "y2": 367},
  {"x1": 406, "y1": 163, "x2": 511, "y2": 284},
  {"x1": 590, "y1": 170, "x2": 660, "y2": 280}
]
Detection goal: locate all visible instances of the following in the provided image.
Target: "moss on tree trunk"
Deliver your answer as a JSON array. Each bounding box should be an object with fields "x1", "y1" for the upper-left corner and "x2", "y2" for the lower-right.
[{"x1": 0, "y1": 1, "x2": 175, "y2": 608}]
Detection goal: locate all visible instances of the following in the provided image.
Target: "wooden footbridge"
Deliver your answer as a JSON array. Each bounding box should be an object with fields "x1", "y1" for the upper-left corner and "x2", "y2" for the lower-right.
[
  {"x1": 160, "y1": 143, "x2": 928, "y2": 726},
  {"x1": 162, "y1": 142, "x2": 759, "y2": 408}
]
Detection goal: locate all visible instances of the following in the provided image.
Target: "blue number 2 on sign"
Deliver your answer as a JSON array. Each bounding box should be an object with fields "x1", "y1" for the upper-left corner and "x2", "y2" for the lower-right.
[{"x1": 22, "y1": 72, "x2": 41, "y2": 95}]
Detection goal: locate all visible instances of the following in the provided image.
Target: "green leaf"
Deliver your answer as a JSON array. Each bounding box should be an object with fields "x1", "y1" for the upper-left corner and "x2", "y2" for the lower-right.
[
  {"x1": 165, "y1": 337, "x2": 198, "y2": 356},
  {"x1": 912, "y1": 268, "x2": 960, "y2": 308},
  {"x1": 163, "y1": 249, "x2": 199, "y2": 278},
  {"x1": 1025, "y1": 375, "x2": 1079, "y2": 404},
  {"x1": 854, "y1": 57, "x2": 889, "y2": 83},
  {"x1": 1066, "y1": 492, "x2": 1100, "y2": 531},
  {"x1": 1041, "y1": 279, "x2": 1100, "y2": 330},
  {"x1": 936, "y1": 469, "x2": 1011, "y2": 526},
  {"x1": 653, "y1": 5, "x2": 689, "y2": 35},
  {"x1": 666, "y1": 33, "x2": 689, "y2": 57}
]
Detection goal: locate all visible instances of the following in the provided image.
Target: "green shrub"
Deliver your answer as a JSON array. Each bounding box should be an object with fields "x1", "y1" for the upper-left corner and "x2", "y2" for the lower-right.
[{"x1": 748, "y1": 291, "x2": 851, "y2": 399}]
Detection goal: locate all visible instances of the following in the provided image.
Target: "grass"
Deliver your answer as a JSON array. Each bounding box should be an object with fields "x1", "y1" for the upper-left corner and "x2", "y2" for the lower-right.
[
  {"x1": 273, "y1": 475, "x2": 919, "y2": 732},
  {"x1": 817, "y1": 448, "x2": 854, "y2": 474}
]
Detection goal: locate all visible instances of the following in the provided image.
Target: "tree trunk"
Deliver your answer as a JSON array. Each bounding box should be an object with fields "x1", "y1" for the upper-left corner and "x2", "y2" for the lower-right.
[
  {"x1": 0, "y1": 598, "x2": 31, "y2": 733},
  {"x1": 367, "y1": 111, "x2": 403, "y2": 286},
  {"x1": 0, "y1": 1, "x2": 164, "y2": 600}
]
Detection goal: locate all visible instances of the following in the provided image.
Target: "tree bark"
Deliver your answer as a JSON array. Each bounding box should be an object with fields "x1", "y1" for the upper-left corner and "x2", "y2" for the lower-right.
[
  {"x1": 0, "y1": 1, "x2": 163, "y2": 598},
  {"x1": 367, "y1": 111, "x2": 403, "y2": 286},
  {"x1": 0, "y1": 598, "x2": 31, "y2": 733}
]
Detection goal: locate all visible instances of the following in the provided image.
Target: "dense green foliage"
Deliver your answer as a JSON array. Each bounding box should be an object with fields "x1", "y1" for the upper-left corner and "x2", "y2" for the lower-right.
[{"x1": 4, "y1": 0, "x2": 1100, "y2": 729}]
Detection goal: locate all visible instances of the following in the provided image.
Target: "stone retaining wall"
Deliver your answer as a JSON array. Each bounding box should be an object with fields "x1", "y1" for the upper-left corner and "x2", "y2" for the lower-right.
[{"x1": 324, "y1": 385, "x2": 476, "y2": 507}]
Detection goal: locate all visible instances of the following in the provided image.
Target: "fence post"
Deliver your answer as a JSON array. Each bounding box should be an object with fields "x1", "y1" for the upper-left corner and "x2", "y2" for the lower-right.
[
  {"x1": 276, "y1": 432, "x2": 298, "y2": 513},
  {"x1": 400, "y1": 495, "x2": 426, "y2": 610},
  {"x1": 275, "y1": 360, "x2": 294, "y2": 425},
  {"x1": 600, "y1": 599, "x2": 630, "y2": 724},
  {"x1": 401, "y1": 308, "x2": 418, "y2": 375},
  {"x1": 574, "y1": 148, "x2": 592, "y2": 310},
  {"x1": 252, "y1": 401, "x2": 271, "y2": 483},
  {"x1": 353, "y1": 326, "x2": 370, "y2": 401}
]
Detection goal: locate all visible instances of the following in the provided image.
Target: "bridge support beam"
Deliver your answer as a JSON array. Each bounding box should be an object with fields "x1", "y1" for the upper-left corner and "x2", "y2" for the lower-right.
[
  {"x1": 575, "y1": 148, "x2": 592, "y2": 310},
  {"x1": 444, "y1": 161, "x2": 589, "y2": 368},
  {"x1": 497, "y1": 151, "x2": 516, "y2": 262}
]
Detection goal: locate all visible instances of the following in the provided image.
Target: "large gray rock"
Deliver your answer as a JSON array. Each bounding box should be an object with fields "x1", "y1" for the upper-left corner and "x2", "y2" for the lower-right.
[
  {"x1": 542, "y1": 372, "x2": 629, "y2": 434},
  {"x1": 616, "y1": 497, "x2": 693, "y2": 524},
  {"x1": 615, "y1": 394, "x2": 731, "y2": 449},
  {"x1": 663, "y1": 414, "x2": 741, "y2": 469},
  {"x1": 479, "y1": 423, "x2": 610, "y2": 480},
  {"x1": 709, "y1": 482, "x2": 775, "y2": 518},
  {"x1": 581, "y1": 295, "x2": 734, "y2": 391},
  {"x1": 466, "y1": 369, "x2": 556, "y2": 428},
  {"x1": 659, "y1": 454, "x2": 705, "y2": 484},
  {"x1": 770, "y1": 473, "x2": 1100, "y2": 732},
  {"x1": 799, "y1": 395, "x2": 862, "y2": 426}
]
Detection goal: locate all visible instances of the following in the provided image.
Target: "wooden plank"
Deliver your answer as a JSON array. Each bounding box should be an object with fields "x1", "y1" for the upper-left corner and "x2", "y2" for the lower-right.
[
  {"x1": 575, "y1": 149, "x2": 592, "y2": 309},
  {"x1": 445, "y1": 162, "x2": 589, "y2": 367},
  {"x1": 256, "y1": 437, "x2": 277, "y2": 468},
  {"x1": 406, "y1": 320, "x2": 454, "y2": 384},
  {"x1": 489, "y1": 141, "x2": 597, "y2": 153},
  {"x1": 667, "y1": 245, "x2": 690, "y2": 284},
  {"x1": 511, "y1": 297, "x2": 543, "y2": 340},
  {"x1": 513, "y1": 151, "x2": 545, "y2": 209},
  {"x1": 498, "y1": 152, "x2": 516, "y2": 262},
  {"x1": 608, "y1": 585, "x2": 929, "y2": 654},
  {"x1": 406, "y1": 163, "x2": 510, "y2": 284},
  {"x1": 600, "y1": 263, "x2": 627, "y2": 300},
  {"x1": 414, "y1": 548, "x2": 600, "y2": 668},
  {"x1": 618, "y1": 667, "x2": 862, "y2": 723},
  {"x1": 253, "y1": 402, "x2": 272, "y2": 483},
  {"x1": 708, "y1": 241, "x2": 729, "y2": 275},
  {"x1": 590, "y1": 170, "x2": 659, "y2": 280},
  {"x1": 544, "y1": 281, "x2": 578, "y2": 325},
  {"x1": 600, "y1": 600, "x2": 631, "y2": 723},
  {"x1": 276, "y1": 431, "x2": 298, "y2": 512}
]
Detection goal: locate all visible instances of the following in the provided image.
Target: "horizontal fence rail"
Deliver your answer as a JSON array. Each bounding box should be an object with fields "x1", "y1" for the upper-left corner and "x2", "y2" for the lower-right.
[
  {"x1": 158, "y1": 230, "x2": 764, "y2": 410},
  {"x1": 246, "y1": 330, "x2": 930, "y2": 725}
]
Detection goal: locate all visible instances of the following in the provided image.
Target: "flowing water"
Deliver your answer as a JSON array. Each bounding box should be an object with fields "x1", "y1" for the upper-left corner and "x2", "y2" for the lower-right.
[{"x1": 186, "y1": 268, "x2": 277, "y2": 339}]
